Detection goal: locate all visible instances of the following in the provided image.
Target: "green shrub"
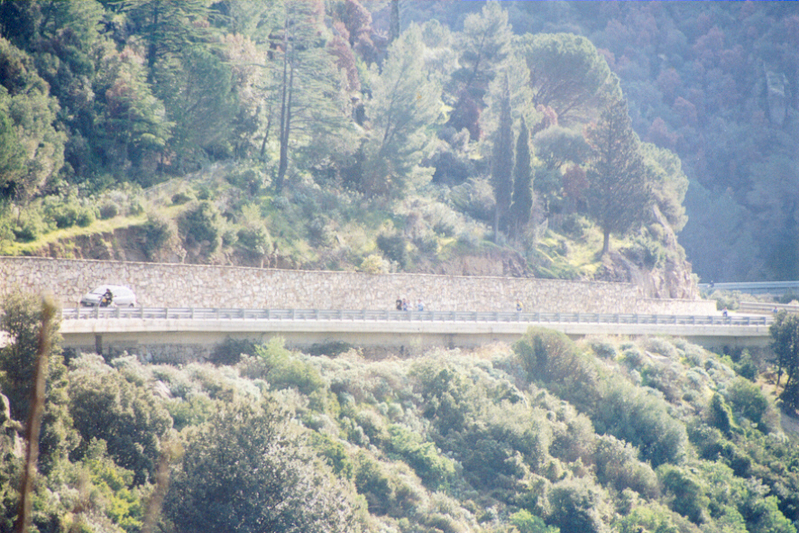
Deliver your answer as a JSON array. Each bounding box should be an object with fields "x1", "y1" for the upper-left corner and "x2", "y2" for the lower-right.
[
  {"x1": 709, "y1": 290, "x2": 740, "y2": 311},
  {"x1": 171, "y1": 191, "x2": 193, "y2": 205},
  {"x1": 594, "y1": 380, "x2": 687, "y2": 467},
  {"x1": 733, "y1": 350, "x2": 758, "y2": 380},
  {"x1": 359, "y1": 254, "x2": 390, "y2": 274},
  {"x1": 621, "y1": 346, "x2": 644, "y2": 367},
  {"x1": 377, "y1": 232, "x2": 409, "y2": 268},
  {"x1": 306, "y1": 341, "x2": 353, "y2": 357},
  {"x1": 67, "y1": 355, "x2": 173, "y2": 485},
  {"x1": 548, "y1": 478, "x2": 608, "y2": 533},
  {"x1": 616, "y1": 504, "x2": 683, "y2": 533},
  {"x1": 311, "y1": 433, "x2": 354, "y2": 479},
  {"x1": 560, "y1": 213, "x2": 591, "y2": 239},
  {"x1": 510, "y1": 509, "x2": 558, "y2": 533},
  {"x1": 587, "y1": 338, "x2": 617, "y2": 359},
  {"x1": 139, "y1": 215, "x2": 175, "y2": 260},
  {"x1": 51, "y1": 202, "x2": 82, "y2": 228},
  {"x1": 76, "y1": 207, "x2": 95, "y2": 227},
  {"x1": 236, "y1": 225, "x2": 272, "y2": 256},
  {"x1": 251, "y1": 338, "x2": 324, "y2": 395},
  {"x1": 99, "y1": 200, "x2": 121, "y2": 219},
  {"x1": 354, "y1": 454, "x2": 394, "y2": 515},
  {"x1": 513, "y1": 327, "x2": 579, "y2": 382},
  {"x1": 657, "y1": 464, "x2": 709, "y2": 524},
  {"x1": 644, "y1": 337, "x2": 679, "y2": 359},
  {"x1": 226, "y1": 168, "x2": 264, "y2": 196},
  {"x1": 707, "y1": 393, "x2": 735, "y2": 435},
  {"x1": 725, "y1": 378, "x2": 768, "y2": 428},
  {"x1": 178, "y1": 200, "x2": 222, "y2": 255},
  {"x1": 13, "y1": 215, "x2": 45, "y2": 241},
  {"x1": 210, "y1": 337, "x2": 256, "y2": 366},
  {"x1": 594, "y1": 435, "x2": 658, "y2": 497},
  {"x1": 450, "y1": 177, "x2": 495, "y2": 222},
  {"x1": 387, "y1": 424, "x2": 455, "y2": 490},
  {"x1": 622, "y1": 236, "x2": 665, "y2": 269},
  {"x1": 164, "y1": 395, "x2": 215, "y2": 431}
]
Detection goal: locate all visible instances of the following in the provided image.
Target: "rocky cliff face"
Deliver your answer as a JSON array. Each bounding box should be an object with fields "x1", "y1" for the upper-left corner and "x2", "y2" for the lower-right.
[
  {"x1": 594, "y1": 205, "x2": 699, "y2": 299},
  {"x1": 595, "y1": 252, "x2": 698, "y2": 300}
]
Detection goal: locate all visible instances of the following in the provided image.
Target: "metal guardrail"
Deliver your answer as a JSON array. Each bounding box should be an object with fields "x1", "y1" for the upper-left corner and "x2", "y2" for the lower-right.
[
  {"x1": 738, "y1": 301, "x2": 799, "y2": 314},
  {"x1": 699, "y1": 281, "x2": 799, "y2": 295},
  {"x1": 61, "y1": 307, "x2": 773, "y2": 327}
]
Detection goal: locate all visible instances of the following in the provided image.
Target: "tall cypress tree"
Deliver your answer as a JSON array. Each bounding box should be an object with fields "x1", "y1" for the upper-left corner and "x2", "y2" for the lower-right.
[
  {"x1": 490, "y1": 75, "x2": 514, "y2": 241},
  {"x1": 509, "y1": 117, "x2": 533, "y2": 238}
]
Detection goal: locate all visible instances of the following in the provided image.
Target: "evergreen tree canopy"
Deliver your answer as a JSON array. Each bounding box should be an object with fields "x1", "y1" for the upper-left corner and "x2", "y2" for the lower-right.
[
  {"x1": 490, "y1": 75, "x2": 513, "y2": 238},
  {"x1": 518, "y1": 32, "x2": 617, "y2": 125},
  {"x1": 358, "y1": 24, "x2": 443, "y2": 197},
  {"x1": 585, "y1": 97, "x2": 651, "y2": 255},
  {"x1": 509, "y1": 117, "x2": 533, "y2": 236},
  {"x1": 165, "y1": 399, "x2": 361, "y2": 533}
]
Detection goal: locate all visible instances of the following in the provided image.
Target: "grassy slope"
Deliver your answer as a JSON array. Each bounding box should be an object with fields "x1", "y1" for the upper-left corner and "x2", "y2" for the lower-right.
[{"x1": 2, "y1": 168, "x2": 624, "y2": 278}]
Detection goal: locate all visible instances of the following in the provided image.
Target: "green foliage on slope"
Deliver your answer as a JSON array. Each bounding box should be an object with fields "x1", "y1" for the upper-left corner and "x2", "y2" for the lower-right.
[
  {"x1": 2, "y1": 299, "x2": 798, "y2": 532},
  {"x1": 0, "y1": 0, "x2": 702, "y2": 283}
]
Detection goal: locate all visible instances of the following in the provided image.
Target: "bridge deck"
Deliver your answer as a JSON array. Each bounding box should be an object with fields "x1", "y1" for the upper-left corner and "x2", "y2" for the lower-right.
[{"x1": 60, "y1": 307, "x2": 774, "y2": 359}]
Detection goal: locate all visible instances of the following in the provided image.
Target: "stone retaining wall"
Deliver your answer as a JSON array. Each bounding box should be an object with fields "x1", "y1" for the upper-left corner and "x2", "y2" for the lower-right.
[{"x1": 0, "y1": 257, "x2": 716, "y2": 315}]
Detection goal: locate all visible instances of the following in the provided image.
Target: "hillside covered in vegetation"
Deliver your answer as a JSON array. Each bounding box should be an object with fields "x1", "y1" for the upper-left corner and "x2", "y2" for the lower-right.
[
  {"x1": 1, "y1": 0, "x2": 741, "y2": 297},
  {"x1": 2, "y1": 2, "x2": 799, "y2": 531},
  {"x1": 2, "y1": 1, "x2": 797, "y2": 284},
  {"x1": 1, "y1": 291, "x2": 798, "y2": 532}
]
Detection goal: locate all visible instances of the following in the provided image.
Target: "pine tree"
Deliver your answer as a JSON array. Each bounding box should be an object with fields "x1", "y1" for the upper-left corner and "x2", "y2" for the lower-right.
[
  {"x1": 585, "y1": 97, "x2": 650, "y2": 255},
  {"x1": 490, "y1": 75, "x2": 513, "y2": 240},
  {"x1": 357, "y1": 24, "x2": 442, "y2": 198},
  {"x1": 448, "y1": 0, "x2": 512, "y2": 139},
  {"x1": 389, "y1": 0, "x2": 400, "y2": 44},
  {"x1": 770, "y1": 311, "x2": 799, "y2": 410},
  {"x1": 269, "y1": 0, "x2": 352, "y2": 193},
  {"x1": 518, "y1": 32, "x2": 617, "y2": 125},
  {"x1": 509, "y1": 117, "x2": 533, "y2": 237}
]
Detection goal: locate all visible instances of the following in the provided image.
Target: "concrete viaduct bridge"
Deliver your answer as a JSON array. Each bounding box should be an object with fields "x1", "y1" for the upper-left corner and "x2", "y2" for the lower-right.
[
  {"x1": 59, "y1": 306, "x2": 773, "y2": 362},
  {"x1": 0, "y1": 257, "x2": 776, "y2": 361}
]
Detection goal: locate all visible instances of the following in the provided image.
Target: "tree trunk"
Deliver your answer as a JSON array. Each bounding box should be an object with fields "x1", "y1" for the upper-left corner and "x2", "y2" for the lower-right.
[
  {"x1": 277, "y1": 61, "x2": 294, "y2": 194},
  {"x1": 602, "y1": 228, "x2": 610, "y2": 255},
  {"x1": 259, "y1": 114, "x2": 272, "y2": 160},
  {"x1": 276, "y1": 27, "x2": 291, "y2": 194},
  {"x1": 389, "y1": 0, "x2": 400, "y2": 43},
  {"x1": 14, "y1": 299, "x2": 56, "y2": 533}
]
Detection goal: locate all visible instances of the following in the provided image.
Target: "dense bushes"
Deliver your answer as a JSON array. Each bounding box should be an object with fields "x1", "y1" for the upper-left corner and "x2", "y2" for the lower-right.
[
  {"x1": 165, "y1": 400, "x2": 362, "y2": 533},
  {"x1": 67, "y1": 355, "x2": 173, "y2": 484},
  {"x1": 177, "y1": 200, "x2": 222, "y2": 258},
  {"x1": 1, "y1": 304, "x2": 797, "y2": 533}
]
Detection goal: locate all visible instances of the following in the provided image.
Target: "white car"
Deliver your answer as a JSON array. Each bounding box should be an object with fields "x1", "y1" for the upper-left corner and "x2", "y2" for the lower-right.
[{"x1": 80, "y1": 285, "x2": 137, "y2": 307}]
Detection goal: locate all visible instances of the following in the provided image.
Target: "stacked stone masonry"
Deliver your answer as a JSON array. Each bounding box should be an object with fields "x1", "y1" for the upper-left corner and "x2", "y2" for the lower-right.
[{"x1": 0, "y1": 257, "x2": 716, "y2": 315}]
